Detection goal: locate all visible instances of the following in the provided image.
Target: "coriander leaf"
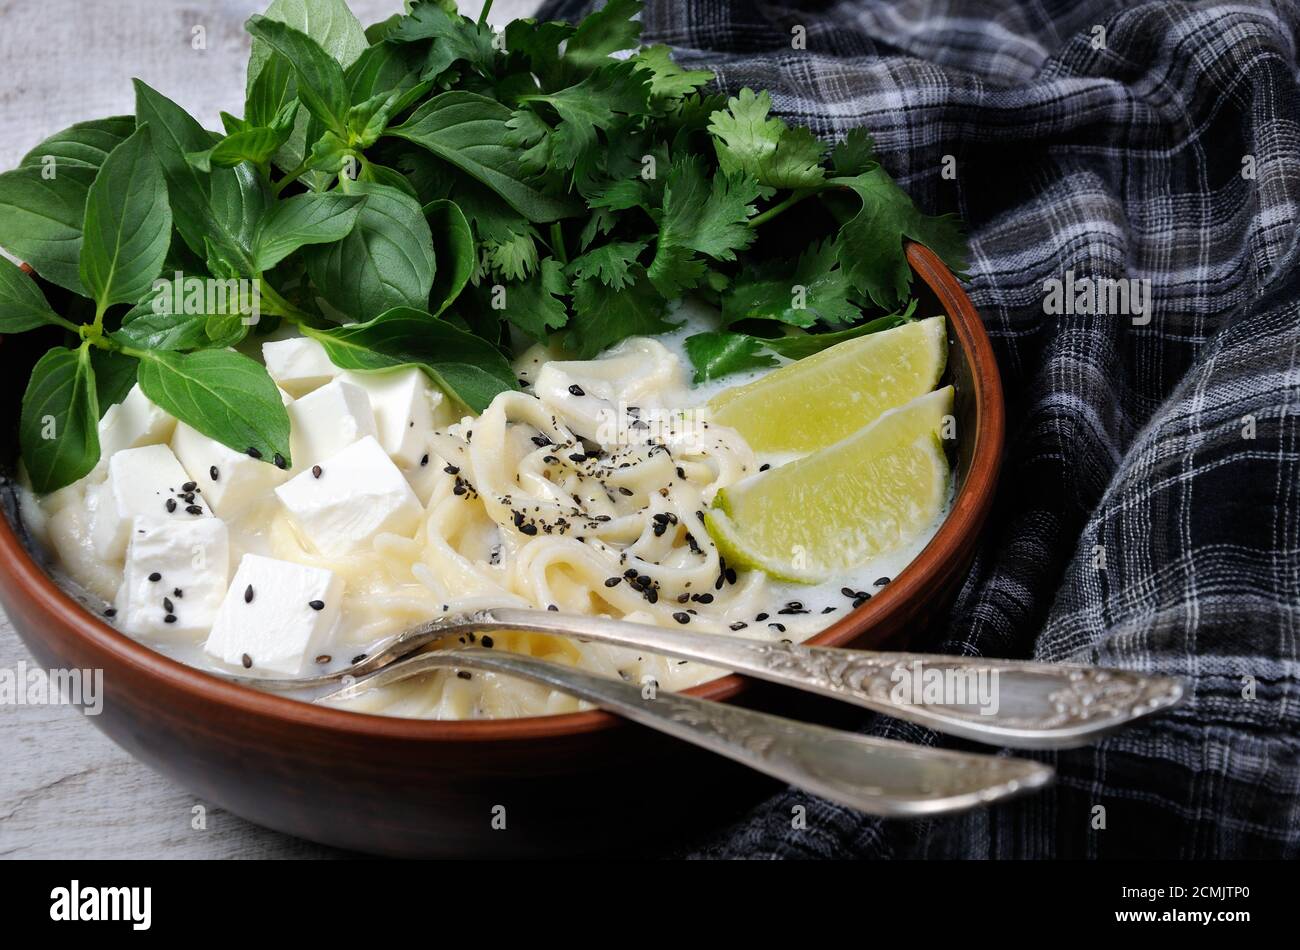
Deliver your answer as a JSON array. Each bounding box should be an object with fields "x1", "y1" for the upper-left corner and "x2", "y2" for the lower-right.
[
  {"x1": 567, "y1": 240, "x2": 647, "y2": 290},
  {"x1": 136, "y1": 348, "x2": 291, "y2": 466},
  {"x1": 303, "y1": 181, "x2": 434, "y2": 321},
  {"x1": 502, "y1": 18, "x2": 575, "y2": 90},
  {"x1": 0, "y1": 255, "x2": 73, "y2": 333},
  {"x1": 245, "y1": 16, "x2": 350, "y2": 137},
  {"x1": 386, "y1": 91, "x2": 581, "y2": 223},
  {"x1": 90, "y1": 348, "x2": 139, "y2": 416},
  {"x1": 495, "y1": 258, "x2": 569, "y2": 343},
  {"x1": 483, "y1": 228, "x2": 539, "y2": 281},
  {"x1": 648, "y1": 156, "x2": 760, "y2": 297},
  {"x1": 565, "y1": 267, "x2": 677, "y2": 359},
  {"x1": 831, "y1": 127, "x2": 877, "y2": 177},
  {"x1": 709, "y1": 88, "x2": 827, "y2": 191},
  {"x1": 79, "y1": 124, "x2": 172, "y2": 311},
  {"x1": 386, "y1": 0, "x2": 499, "y2": 80},
  {"x1": 632, "y1": 46, "x2": 714, "y2": 106},
  {"x1": 683, "y1": 331, "x2": 777, "y2": 383},
  {"x1": 722, "y1": 238, "x2": 860, "y2": 329},
  {"x1": 0, "y1": 165, "x2": 98, "y2": 294},
  {"x1": 20, "y1": 344, "x2": 100, "y2": 493},
  {"x1": 303, "y1": 306, "x2": 516, "y2": 412},
  {"x1": 20, "y1": 116, "x2": 136, "y2": 171},
  {"x1": 559, "y1": 0, "x2": 644, "y2": 83},
  {"x1": 424, "y1": 199, "x2": 475, "y2": 316},
  {"x1": 830, "y1": 169, "x2": 968, "y2": 309},
  {"x1": 252, "y1": 192, "x2": 365, "y2": 271},
  {"x1": 514, "y1": 61, "x2": 652, "y2": 175}
]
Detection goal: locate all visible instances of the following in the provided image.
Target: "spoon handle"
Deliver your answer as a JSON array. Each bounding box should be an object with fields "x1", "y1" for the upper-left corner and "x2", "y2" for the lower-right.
[
  {"x1": 319, "y1": 647, "x2": 1053, "y2": 817},
  {"x1": 466, "y1": 608, "x2": 1185, "y2": 749}
]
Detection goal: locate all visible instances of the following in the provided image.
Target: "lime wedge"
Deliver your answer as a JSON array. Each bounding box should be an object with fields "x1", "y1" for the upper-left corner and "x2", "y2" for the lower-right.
[
  {"x1": 708, "y1": 316, "x2": 947, "y2": 454},
  {"x1": 706, "y1": 386, "x2": 954, "y2": 583}
]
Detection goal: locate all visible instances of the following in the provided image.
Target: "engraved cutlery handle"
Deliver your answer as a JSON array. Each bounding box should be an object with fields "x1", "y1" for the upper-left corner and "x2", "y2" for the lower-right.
[{"x1": 319, "y1": 647, "x2": 1053, "y2": 817}]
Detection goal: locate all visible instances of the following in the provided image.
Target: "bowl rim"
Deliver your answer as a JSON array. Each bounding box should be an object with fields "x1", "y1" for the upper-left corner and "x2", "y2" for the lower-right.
[{"x1": 0, "y1": 242, "x2": 1003, "y2": 743}]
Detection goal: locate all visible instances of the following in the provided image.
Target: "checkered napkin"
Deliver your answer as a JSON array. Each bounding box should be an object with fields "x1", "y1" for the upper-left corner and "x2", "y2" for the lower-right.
[{"x1": 541, "y1": 0, "x2": 1300, "y2": 858}]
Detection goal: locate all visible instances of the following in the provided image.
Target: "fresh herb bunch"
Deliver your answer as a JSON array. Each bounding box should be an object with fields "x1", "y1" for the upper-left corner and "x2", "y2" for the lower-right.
[{"x1": 0, "y1": 0, "x2": 966, "y2": 495}]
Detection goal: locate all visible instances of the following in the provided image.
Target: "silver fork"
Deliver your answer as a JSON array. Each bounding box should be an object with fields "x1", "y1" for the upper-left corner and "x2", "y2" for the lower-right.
[
  {"x1": 217, "y1": 607, "x2": 1184, "y2": 749},
  {"x1": 317, "y1": 646, "x2": 1054, "y2": 817}
]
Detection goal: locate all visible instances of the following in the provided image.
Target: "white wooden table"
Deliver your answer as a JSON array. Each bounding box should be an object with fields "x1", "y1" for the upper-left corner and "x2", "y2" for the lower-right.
[{"x1": 0, "y1": 0, "x2": 541, "y2": 860}]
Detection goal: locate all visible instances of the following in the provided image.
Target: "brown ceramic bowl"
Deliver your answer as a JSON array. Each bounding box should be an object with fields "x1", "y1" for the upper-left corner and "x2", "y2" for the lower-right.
[{"x1": 0, "y1": 243, "x2": 1003, "y2": 857}]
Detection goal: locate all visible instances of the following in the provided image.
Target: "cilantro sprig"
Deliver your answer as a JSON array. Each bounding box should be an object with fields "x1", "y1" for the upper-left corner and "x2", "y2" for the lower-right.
[{"x1": 0, "y1": 0, "x2": 967, "y2": 493}]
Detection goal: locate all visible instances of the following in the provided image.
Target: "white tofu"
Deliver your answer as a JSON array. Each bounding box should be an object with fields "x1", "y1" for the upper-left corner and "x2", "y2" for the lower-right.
[
  {"x1": 339, "y1": 368, "x2": 451, "y2": 468},
  {"x1": 98, "y1": 384, "x2": 176, "y2": 460},
  {"x1": 89, "y1": 444, "x2": 213, "y2": 561},
  {"x1": 288, "y1": 379, "x2": 377, "y2": 473},
  {"x1": 262, "y1": 336, "x2": 340, "y2": 397},
  {"x1": 171, "y1": 422, "x2": 289, "y2": 519},
  {"x1": 274, "y1": 436, "x2": 422, "y2": 556},
  {"x1": 204, "y1": 554, "x2": 343, "y2": 676},
  {"x1": 115, "y1": 516, "x2": 230, "y2": 639}
]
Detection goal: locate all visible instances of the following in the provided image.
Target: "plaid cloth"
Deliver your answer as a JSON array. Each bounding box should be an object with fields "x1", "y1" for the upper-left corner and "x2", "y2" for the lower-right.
[{"x1": 541, "y1": 0, "x2": 1300, "y2": 858}]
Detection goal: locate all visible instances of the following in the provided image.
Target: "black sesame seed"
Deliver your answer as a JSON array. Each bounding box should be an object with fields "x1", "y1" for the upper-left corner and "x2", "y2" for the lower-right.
[
  {"x1": 520, "y1": 523, "x2": 538, "y2": 536},
  {"x1": 241, "y1": 653, "x2": 253, "y2": 668},
  {"x1": 822, "y1": 606, "x2": 837, "y2": 613},
  {"x1": 181, "y1": 481, "x2": 196, "y2": 493},
  {"x1": 164, "y1": 613, "x2": 177, "y2": 624},
  {"x1": 875, "y1": 576, "x2": 892, "y2": 586},
  {"x1": 420, "y1": 454, "x2": 429, "y2": 467},
  {"x1": 456, "y1": 670, "x2": 472, "y2": 680},
  {"x1": 444, "y1": 465, "x2": 460, "y2": 475},
  {"x1": 759, "y1": 463, "x2": 771, "y2": 472},
  {"x1": 756, "y1": 612, "x2": 769, "y2": 621},
  {"x1": 273, "y1": 452, "x2": 287, "y2": 470},
  {"x1": 148, "y1": 572, "x2": 162, "y2": 582},
  {"x1": 547, "y1": 604, "x2": 558, "y2": 611},
  {"x1": 531, "y1": 435, "x2": 552, "y2": 447},
  {"x1": 568, "y1": 384, "x2": 585, "y2": 397},
  {"x1": 729, "y1": 621, "x2": 747, "y2": 630},
  {"x1": 104, "y1": 608, "x2": 117, "y2": 618},
  {"x1": 163, "y1": 597, "x2": 174, "y2": 613},
  {"x1": 568, "y1": 453, "x2": 586, "y2": 463},
  {"x1": 481, "y1": 635, "x2": 494, "y2": 649},
  {"x1": 308, "y1": 600, "x2": 325, "y2": 611},
  {"x1": 244, "y1": 584, "x2": 254, "y2": 603},
  {"x1": 618, "y1": 486, "x2": 634, "y2": 496},
  {"x1": 769, "y1": 622, "x2": 786, "y2": 633},
  {"x1": 210, "y1": 466, "x2": 220, "y2": 481},
  {"x1": 841, "y1": 587, "x2": 857, "y2": 598},
  {"x1": 725, "y1": 568, "x2": 738, "y2": 584},
  {"x1": 246, "y1": 446, "x2": 262, "y2": 459},
  {"x1": 695, "y1": 593, "x2": 714, "y2": 604},
  {"x1": 165, "y1": 498, "x2": 177, "y2": 513},
  {"x1": 673, "y1": 612, "x2": 691, "y2": 624},
  {"x1": 604, "y1": 577, "x2": 621, "y2": 588},
  {"x1": 186, "y1": 504, "x2": 204, "y2": 516},
  {"x1": 312, "y1": 465, "x2": 322, "y2": 478},
  {"x1": 352, "y1": 654, "x2": 367, "y2": 664}
]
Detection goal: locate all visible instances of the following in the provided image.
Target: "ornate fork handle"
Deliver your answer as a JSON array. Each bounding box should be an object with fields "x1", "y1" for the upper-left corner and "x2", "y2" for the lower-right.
[{"x1": 319, "y1": 647, "x2": 1053, "y2": 817}]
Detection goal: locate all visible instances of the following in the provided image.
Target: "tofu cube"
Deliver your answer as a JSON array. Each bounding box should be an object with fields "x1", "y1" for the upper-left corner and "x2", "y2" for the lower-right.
[
  {"x1": 204, "y1": 554, "x2": 344, "y2": 676},
  {"x1": 339, "y1": 368, "x2": 451, "y2": 468},
  {"x1": 288, "y1": 379, "x2": 377, "y2": 473},
  {"x1": 262, "y1": 336, "x2": 340, "y2": 397},
  {"x1": 98, "y1": 384, "x2": 176, "y2": 460},
  {"x1": 274, "y1": 436, "x2": 422, "y2": 556},
  {"x1": 90, "y1": 444, "x2": 213, "y2": 561},
  {"x1": 171, "y1": 422, "x2": 289, "y2": 519},
  {"x1": 116, "y1": 516, "x2": 230, "y2": 639}
]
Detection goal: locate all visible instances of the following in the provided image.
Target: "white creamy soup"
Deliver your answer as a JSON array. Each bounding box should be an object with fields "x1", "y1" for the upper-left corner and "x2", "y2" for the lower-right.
[{"x1": 19, "y1": 312, "x2": 952, "y2": 720}]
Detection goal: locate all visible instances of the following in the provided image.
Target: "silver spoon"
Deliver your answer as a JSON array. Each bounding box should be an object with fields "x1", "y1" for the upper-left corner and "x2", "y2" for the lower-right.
[
  {"x1": 217, "y1": 607, "x2": 1184, "y2": 749},
  {"x1": 317, "y1": 646, "x2": 1054, "y2": 817}
]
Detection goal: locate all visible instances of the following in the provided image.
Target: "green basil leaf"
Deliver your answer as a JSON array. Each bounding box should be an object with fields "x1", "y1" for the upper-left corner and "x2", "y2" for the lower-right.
[
  {"x1": 90, "y1": 348, "x2": 139, "y2": 416},
  {"x1": 245, "y1": 16, "x2": 350, "y2": 137},
  {"x1": 387, "y1": 91, "x2": 581, "y2": 224},
  {"x1": 246, "y1": 52, "x2": 297, "y2": 130},
  {"x1": 683, "y1": 330, "x2": 778, "y2": 384},
  {"x1": 357, "y1": 161, "x2": 420, "y2": 199},
  {"x1": 424, "y1": 199, "x2": 474, "y2": 317},
  {"x1": 20, "y1": 345, "x2": 100, "y2": 493},
  {"x1": 344, "y1": 38, "x2": 430, "y2": 106},
  {"x1": 112, "y1": 274, "x2": 262, "y2": 351},
  {"x1": 136, "y1": 348, "x2": 291, "y2": 466},
  {"x1": 304, "y1": 307, "x2": 515, "y2": 413},
  {"x1": 0, "y1": 164, "x2": 98, "y2": 294},
  {"x1": 0, "y1": 255, "x2": 72, "y2": 333},
  {"x1": 252, "y1": 192, "x2": 365, "y2": 271},
  {"x1": 303, "y1": 181, "x2": 434, "y2": 321},
  {"x1": 20, "y1": 116, "x2": 136, "y2": 170},
  {"x1": 204, "y1": 314, "x2": 250, "y2": 348},
  {"x1": 189, "y1": 106, "x2": 298, "y2": 171},
  {"x1": 113, "y1": 307, "x2": 212, "y2": 352},
  {"x1": 79, "y1": 124, "x2": 172, "y2": 311}
]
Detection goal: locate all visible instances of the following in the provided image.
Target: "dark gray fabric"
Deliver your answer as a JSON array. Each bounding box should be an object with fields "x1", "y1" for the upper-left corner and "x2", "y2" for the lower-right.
[{"x1": 538, "y1": 0, "x2": 1300, "y2": 858}]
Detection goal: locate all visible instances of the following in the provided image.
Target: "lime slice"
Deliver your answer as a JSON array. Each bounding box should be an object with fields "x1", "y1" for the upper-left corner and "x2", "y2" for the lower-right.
[
  {"x1": 708, "y1": 316, "x2": 947, "y2": 454},
  {"x1": 706, "y1": 386, "x2": 954, "y2": 583}
]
